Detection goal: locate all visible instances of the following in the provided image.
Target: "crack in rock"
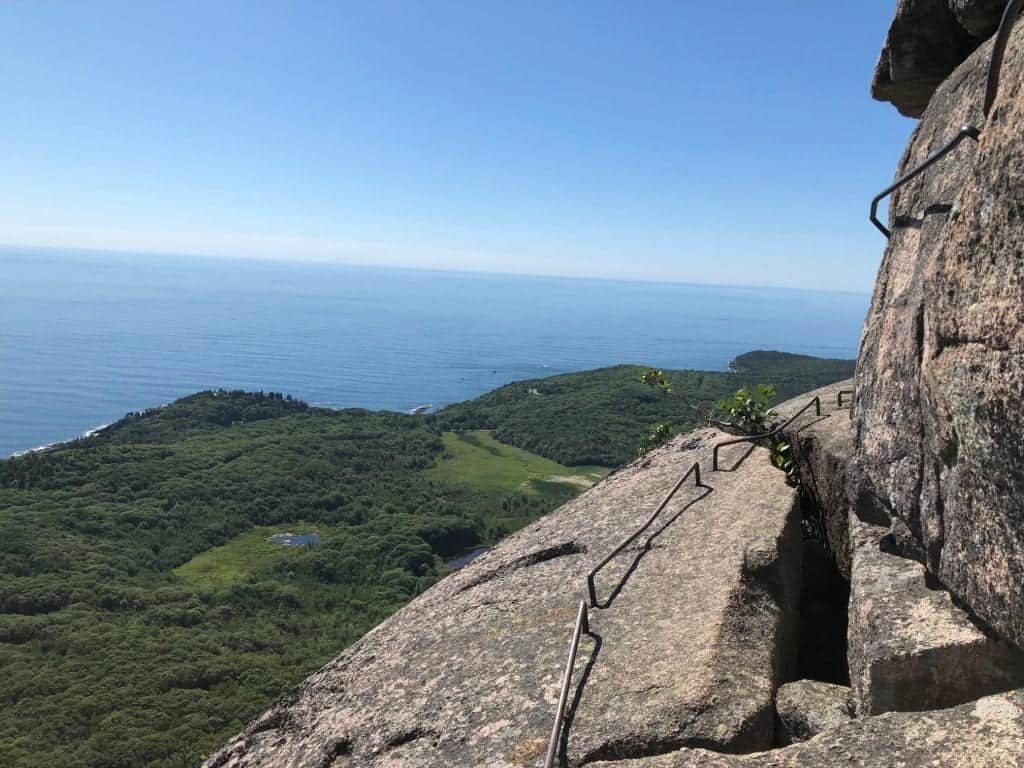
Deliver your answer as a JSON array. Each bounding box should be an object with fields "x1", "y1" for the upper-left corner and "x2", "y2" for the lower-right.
[{"x1": 453, "y1": 541, "x2": 586, "y2": 595}]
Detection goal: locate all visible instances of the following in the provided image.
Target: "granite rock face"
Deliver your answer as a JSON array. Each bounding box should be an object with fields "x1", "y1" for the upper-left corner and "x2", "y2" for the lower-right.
[
  {"x1": 205, "y1": 430, "x2": 802, "y2": 768},
  {"x1": 775, "y1": 680, "x2": 854, "y2": 745},
  {"x1": 847, "y1": 514, "x2": 1024, "y2": 715},
  {"x1": 588, "y1": 689, "x2": 1024, "y2": 768},
  {"x1": 871, "y1": 0, "x2": 980, "y2": 117},
  {"x1": 774, "y1": 381, "x2": 856, "y2": 578},
  {"x1": 950, "y1": 0, "x2": 1006, "y2": 38},
  {"x1": 855, "y1": 26, "x2": 1024, "y2": 647}
]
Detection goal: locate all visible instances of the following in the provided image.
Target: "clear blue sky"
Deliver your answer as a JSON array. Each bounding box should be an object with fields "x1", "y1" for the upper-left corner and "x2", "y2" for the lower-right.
[{"x1": 0, "y1": 1, "x2": 910, "y2": 291}]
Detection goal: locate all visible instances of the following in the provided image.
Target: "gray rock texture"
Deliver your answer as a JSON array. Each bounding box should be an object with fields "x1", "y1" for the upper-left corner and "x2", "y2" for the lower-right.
[
  {"x1": 871, "y1": 0, "x2": 980, "y2": 117},
  {"x1": 775, "y1": 680, "x2": 854, "y2": 745},
  {"x1": 588, "y1": 688, "x2": 1024, "y2": 767},
  {"x1": 950, "y1": 0, "x2": 1006, "y2": 38},
  {"x1": 855, "y1": 26, "x2": 1024, "y2": 647},
  {"x1": 847, "y1": 513, "x2": 1024, "y2": 715},
  {"x1": 774, "y1": 380, "x2": 856, "y2": 578},
  {"x1": 205, "y1": 429, "x2": 802, "y2": 768}
]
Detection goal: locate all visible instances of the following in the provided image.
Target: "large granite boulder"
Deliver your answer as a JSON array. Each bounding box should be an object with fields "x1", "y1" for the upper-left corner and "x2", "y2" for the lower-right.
[
  {"x1": 847, "y1": 514, "x2": 1024, "y2": 714},
  {"x1": 950, "y1": 0, "x2": 1006, "y2": 38},
  {"x1": 871, "y1": 0, "x2": 980, "y2": 117},
  {"x1": 205, "y1": 429, "x2": 802, "y2": 768},
  {"x1": 855, "y1": 24, "x2": 1024, "y2": 648},
  {"x1": 589, "y1": 688, "x2": 1024, "y2": 767},
  {"x1": 775, "y1": 680, "x2": 854, "y2": 745}
]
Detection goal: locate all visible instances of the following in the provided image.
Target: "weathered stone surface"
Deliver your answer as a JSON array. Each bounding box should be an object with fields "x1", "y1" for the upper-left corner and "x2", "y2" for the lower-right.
[
  {"x1": 774, "y1": 380, "x2": 856, "y2": 578},
  {"x1": 950, "y1": 0, "x2": 1005, "y2": 38},
  {"x1": 205, "y1": 429, "x2": 802, "y2": 768},
  {"x1": 775, "y1": 680, "x2": 854, "y2": 745},
  {"x1": 855, "y1": 27, "x2": 1024, "y2": 647},
  {"x1": 588, "y1": 688, "x2": 1024, "y2": 767},
  {"x1": 871, "y1": 0, "x2": 980, "y2": 117},
  {"x1": 847, "y1": 513, "x2": 1024, "y2": 716}
]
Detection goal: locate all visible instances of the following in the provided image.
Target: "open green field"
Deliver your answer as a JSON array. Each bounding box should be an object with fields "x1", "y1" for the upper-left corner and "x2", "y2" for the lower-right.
[
  {"x1": 173, "y1": 524, "x2": 326, "y2": 590},
  {"x1": 430, "y1": 430, "x2": 608, "y2": 497}
]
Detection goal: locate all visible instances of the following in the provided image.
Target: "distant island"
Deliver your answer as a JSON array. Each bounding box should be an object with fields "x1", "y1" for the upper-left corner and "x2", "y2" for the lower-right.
[{"x1": 0, "y1": 350, "x2": 853, "y2": 768}]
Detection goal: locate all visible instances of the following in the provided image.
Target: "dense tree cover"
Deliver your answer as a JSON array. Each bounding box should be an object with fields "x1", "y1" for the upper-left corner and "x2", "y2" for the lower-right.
[
  {"x1": 0, "y1": 354, "x2": 852, "y2": 767},
  {"x1": 0, "y1": 392, "x2": 559, "y2": 768},
  {"x1": 434, "y1": 351, "x2": 855, "y2": 466}
]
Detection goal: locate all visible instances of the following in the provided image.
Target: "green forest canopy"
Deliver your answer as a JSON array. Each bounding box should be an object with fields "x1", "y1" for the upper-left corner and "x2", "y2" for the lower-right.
[
  {"x1": 0, "y1": 351, "x2": 853, "y2": 767},
  {"x1": 434, "y1": 351, "x2": 855, "y2": 466}
]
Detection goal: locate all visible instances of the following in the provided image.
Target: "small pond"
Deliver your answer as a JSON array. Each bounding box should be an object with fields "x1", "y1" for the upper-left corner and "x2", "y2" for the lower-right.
[
  {"x1": 446, "y1": 547, "x2": 489, "y2": 569},
  {"x1": 268, "y1": 532, "x2": 321, "y2": 547}
]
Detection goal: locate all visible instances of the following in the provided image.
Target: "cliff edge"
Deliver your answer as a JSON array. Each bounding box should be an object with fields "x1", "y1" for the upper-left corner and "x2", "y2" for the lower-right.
[{"x1": 207, "y1": 4, "x2": 1024, "y2": 766}]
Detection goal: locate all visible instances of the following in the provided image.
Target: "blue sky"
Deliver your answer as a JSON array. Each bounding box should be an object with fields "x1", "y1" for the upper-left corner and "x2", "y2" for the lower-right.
[{"x1": 0, "y1": 1, "x2": 910, "y2": 291}]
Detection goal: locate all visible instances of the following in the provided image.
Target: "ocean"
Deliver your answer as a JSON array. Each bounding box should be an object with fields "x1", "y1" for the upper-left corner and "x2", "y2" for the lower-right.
[{"x1": 0, "y1": 248, "x2": 869, "y2": 457}]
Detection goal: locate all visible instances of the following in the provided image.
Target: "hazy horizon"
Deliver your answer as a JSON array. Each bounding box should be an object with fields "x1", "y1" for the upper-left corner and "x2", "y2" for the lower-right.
[{"x1": 0, "y1": 243, "x2": 874, "y2": 297}]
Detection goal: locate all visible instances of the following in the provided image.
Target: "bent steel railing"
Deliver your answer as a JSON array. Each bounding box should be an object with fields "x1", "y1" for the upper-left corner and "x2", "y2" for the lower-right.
[
  {"x1": 985, "y1": 0, "x2": 1024, "y2": 116},
  {"x1": 869, "y1": 126, "x2": 981, "y2": 238},
  {"x1": 543, "y1": 600, "x2": 590, "y2": 768},
  {"x1": 837, "y1": 389, "x2": 854, "y2": 408},
  {"x1": 870, "y1": 0, "x2": 1024, "y2": 237},
  {"x1": 585, "y1": 462, "x2": 702, "y2": 607},
  {"x1": 712, "y1": 396, "x2": 821, "y2": 471}
]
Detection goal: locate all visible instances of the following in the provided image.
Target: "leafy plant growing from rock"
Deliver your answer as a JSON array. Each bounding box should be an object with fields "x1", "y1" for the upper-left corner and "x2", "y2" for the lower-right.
[
  {"x1": 715, "y1": 384, "x2": 776, "y2": 434},
  {"x1": 770, "y1": 437, "x2": 799, "y2": 487},
  {"x1": 641, "y1": 373, "x2": 823, "y2": 544},
  {"x1": 638, "y1": 367, "x2": 673, "y2": 395},
  {"x1": 636, "y1": 369, "x2": 677, "y2": 455},
  {"x1": 638, "y1": 422, "x2": 674, "y2": 456}
]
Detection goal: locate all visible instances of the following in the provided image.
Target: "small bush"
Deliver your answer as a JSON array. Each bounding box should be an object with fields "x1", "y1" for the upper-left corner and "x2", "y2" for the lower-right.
[{"x1": 715, "y1": 385, "x2": 776, "y2": 434}]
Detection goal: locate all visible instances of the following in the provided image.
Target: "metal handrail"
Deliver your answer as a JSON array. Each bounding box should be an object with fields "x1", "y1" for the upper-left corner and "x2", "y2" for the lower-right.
[
  {"x1": 869, "y1": 126, "x2": 981, "y2": 238},
  {"x1": 870, "y1": 0, "x2": 1024, "y2": 237},
  {"x1": 837, "y1": 389, "x2": 854, "y2": 408},
  {"x1": 984, "y1": 0, "x2": 1024, "y2": 117},
  {"x1": 543, "y1": 600, "x2": 590, "y2": 768},
  {"x1": 712, "y1": 396, "x2": 821, "y2": 471},
  {"x1": 585, "y1": 462, "x2": 702, "y2": 607}
]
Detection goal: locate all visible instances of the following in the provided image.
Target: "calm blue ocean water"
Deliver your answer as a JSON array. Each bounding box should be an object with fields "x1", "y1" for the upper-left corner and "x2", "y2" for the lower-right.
[{"x1": 0, "y1": 248, "x2": 869, "y2": 457}]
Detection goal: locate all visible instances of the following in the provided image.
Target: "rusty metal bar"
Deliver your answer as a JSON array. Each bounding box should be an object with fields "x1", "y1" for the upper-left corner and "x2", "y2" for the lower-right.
[
  {"x1": 585, "y1": 462, "x2": 702, "y2": 608},
  {"x1": 543, "y1": 600, "x2": 590, "y2": 768},
  {"x1": 837, "y1": 389, "x2": 854, "y2": 408},
  {"x1": 984, "y1": 0, "x2": 1024, "y2": 116},
  {"x1": 869, "y1": 126, "x2": 981, "y2": 238},
  {"x1": 712, "y1": 396, "x2": 821, "y2": 471}
]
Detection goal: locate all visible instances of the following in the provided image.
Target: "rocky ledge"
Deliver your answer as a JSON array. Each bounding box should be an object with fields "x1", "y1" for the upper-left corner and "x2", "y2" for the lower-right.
[
  {"x1": 207, "y1": 379, "x2": 1024, "y2": 767},
  {"x1": 206, "y1": 428, "x2": 804, "y2": 767},
  {"x1": 872, "y1": 0, "x2": 1008, "y2": 116},
  {"x1": 590, "y1": 689, "x2": 1024, "y2": 768}
]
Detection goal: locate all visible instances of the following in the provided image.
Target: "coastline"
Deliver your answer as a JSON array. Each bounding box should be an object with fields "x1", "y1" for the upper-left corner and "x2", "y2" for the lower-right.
[{"x1": 8, "y1": 421, "x2": 115, "y2": 459}]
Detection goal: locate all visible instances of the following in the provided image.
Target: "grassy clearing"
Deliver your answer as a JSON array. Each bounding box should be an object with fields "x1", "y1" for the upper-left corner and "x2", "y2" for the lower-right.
[
  {"x1": 173, "y1": 523, "x2": 324, "y2": 590},
  {"x1": 429, "y1": 430, "x2": 608, "y2": 497}
]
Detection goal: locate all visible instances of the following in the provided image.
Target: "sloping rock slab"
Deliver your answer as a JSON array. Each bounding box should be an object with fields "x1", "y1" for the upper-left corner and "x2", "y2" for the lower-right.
[
  {"x1": 775, "y1": 680, "x2": 854, "y2": 745},
  {"x1": 856, "y1": 26, "x2": 1024, "y2": 647},
  {"x1": 588, "y1": 688, "x2": 1024, "y2": 767},
  {"x1": 206, "y1": 429, "x2": 801, "y2": 768},
  {"x1": 848, "y1": 513, "x2": 1024, "y2": 715}
]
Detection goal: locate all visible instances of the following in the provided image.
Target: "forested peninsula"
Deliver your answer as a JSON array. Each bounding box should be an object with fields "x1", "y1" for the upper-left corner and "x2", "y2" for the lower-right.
[{"x1": 0, "y1": 351, "x2": 853, "y2": 768}]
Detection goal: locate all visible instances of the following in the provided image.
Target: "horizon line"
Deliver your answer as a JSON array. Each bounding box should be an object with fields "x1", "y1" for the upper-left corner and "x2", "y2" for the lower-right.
[{"x1": 0, "y1": 241, "x2": 873, "y2": 298}]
